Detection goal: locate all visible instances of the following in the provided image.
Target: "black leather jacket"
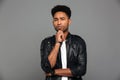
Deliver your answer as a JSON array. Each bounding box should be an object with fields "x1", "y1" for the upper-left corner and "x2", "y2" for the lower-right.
[{"x1": 40, "y1": 33, "x2": 87, "y2": 80}]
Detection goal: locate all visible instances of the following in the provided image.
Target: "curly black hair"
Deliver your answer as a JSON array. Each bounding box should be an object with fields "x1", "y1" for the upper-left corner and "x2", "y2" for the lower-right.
[{"x1": 51, "y1": 5, "x2": 71, "y2": 19}]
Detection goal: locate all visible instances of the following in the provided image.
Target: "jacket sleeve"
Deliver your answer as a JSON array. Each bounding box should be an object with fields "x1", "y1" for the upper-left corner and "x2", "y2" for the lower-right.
[
  {"x1": 70, "y1": 39, "x2": 87, "y2": 78},
  {"x1": 40, "y1": 39, "x2": 52, "y2": 73}
]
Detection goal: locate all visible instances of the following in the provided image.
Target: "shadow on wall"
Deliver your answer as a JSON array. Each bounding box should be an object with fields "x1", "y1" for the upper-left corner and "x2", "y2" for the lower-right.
[
  {"x1": 0, "y1": 0, "x2": 3, "y2": 4},
  {"x1": 0, "y1": 0, "x2": 3, "y2": 7},
  {"x1": 117, "y1": 74, "x2": 120, "y2": 80},
  {"x1": 0, "y1": 0, "x2": 5, "y2": 6},
  {"x1": 117, "y1": 0, "x2": 120, "y2": 4},
  {"x1": 0, "y1": 73, "x2": 3, "y2": 80}
]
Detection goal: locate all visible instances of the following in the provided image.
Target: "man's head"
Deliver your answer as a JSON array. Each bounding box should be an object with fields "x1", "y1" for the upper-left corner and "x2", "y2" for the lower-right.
[
  {"x1": 51, "y1": 5, "x2": 71, "y2": 19},
  {"x1": 51, "y1": 5, "x2": 71, "y2": 32}
]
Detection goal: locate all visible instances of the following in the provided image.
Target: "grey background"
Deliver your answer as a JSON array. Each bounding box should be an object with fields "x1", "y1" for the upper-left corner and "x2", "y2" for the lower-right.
[{"x1": 0, "y1": 0, "x2": 120, "y2": 80}]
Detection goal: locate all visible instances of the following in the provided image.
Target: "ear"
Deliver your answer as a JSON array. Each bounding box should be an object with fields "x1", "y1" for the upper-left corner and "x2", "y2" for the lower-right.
[{"x1": 69, "y1": 19, "x2": 71, "y2": 25}]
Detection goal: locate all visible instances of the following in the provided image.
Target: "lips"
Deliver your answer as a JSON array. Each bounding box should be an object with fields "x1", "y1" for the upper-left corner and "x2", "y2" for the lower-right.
[{"x1": 57, "y1": 26, "x2": 62, "y2": 30}]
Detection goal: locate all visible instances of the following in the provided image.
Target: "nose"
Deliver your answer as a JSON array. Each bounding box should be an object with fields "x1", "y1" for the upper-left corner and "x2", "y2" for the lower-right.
[{"x1": 57, "y1": 20, "x2": 61, "y2": 25}]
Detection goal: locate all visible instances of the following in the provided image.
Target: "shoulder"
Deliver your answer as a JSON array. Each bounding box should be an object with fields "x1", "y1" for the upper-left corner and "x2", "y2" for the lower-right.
[
  {"x1": 71, "y1": 34, "x2": 87, "y2": 48},
  {"x1": 71, "y1": 34, "x2": 85, "y2": 42},
  {"x1": 41, "y1": 35, "x2": 55, "y2": 44},
  {"x1": 70, "y1": 34, "x2": 86, "y2": 47}
]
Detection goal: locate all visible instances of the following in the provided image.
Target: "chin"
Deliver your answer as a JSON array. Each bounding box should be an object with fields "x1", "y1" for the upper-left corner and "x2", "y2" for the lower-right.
[{"x1": 57, "y1": 29, "x2": 63, "y2": 31}]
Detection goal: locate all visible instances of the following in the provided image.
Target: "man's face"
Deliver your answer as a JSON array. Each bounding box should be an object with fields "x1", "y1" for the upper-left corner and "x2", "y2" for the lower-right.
[{"x1": 53, "y1": 11, "x2": 71, "y2": 32}]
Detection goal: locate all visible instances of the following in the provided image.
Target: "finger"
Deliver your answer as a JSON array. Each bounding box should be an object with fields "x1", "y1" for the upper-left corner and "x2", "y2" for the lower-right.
[{"x1": 61, "y1": 34, "x2": 65, "y2": 41}]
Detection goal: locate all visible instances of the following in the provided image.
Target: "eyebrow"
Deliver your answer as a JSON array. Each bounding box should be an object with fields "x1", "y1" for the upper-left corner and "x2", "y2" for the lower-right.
[{"x1": 53, "y1": 17, "x2": 65, "y2": 19}]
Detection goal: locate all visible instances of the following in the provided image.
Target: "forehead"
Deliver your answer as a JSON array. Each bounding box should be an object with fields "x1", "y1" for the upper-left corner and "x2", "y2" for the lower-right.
[{"x1": 53, "y1": 11, "x2": 68, "y2": 18}]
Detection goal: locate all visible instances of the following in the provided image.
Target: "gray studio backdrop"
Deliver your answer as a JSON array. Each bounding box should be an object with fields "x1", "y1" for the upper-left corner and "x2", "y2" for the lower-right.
[{"x1": 0, "y1": 0, "x2": 120, "y2": 80}]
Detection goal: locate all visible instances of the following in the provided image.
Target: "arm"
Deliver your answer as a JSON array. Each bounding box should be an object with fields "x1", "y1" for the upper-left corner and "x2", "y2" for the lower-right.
[
  {"x1": 55, "y1": 68, "x2": 72, "y2": 76},
  {"x1": 48, "y1": 42, "x2": 60, "y2": 68},
  {"x1": 48, "y1": 30, "x2": 65, "y2": 68},
  {"x1": 40, "y1": 39, "x2": 53, "y2": 73},
  {"x1": 40, "y1": 39, "x2": 61, "y2": 73},
  {"x1": 46, "y1": 68, "x2": 72, "y2": 77},
  {"x1": 70, "y1": 39, "x2": 87, "y2": 78},
  {"x1": 40, "y1": 30, "x2": 65, "y2": 73}
]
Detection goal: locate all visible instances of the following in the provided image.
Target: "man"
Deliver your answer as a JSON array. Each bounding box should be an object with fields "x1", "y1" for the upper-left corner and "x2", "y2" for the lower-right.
[{"x1": 40, "y1": 5, "x2": 87, "y2": 80}]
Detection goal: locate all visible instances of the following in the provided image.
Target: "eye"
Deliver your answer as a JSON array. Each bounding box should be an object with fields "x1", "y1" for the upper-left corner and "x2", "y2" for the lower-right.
[
  {"x1": 61, "y1": 17, "x2": 65, "y2": 20},
  {"x1": 53, "y1": 18, "x2": 58, "y2": 21}
]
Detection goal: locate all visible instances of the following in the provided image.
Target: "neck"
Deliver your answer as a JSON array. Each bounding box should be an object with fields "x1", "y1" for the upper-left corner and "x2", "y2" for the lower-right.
[{"x1": 63, "y1": 31, "x2": 69, "y2": 40}]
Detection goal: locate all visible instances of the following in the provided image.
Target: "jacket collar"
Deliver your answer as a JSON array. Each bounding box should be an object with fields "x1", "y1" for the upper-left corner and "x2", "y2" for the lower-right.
[{"x1": 66, "y1": 32, "x2": 71, "y2": 41}]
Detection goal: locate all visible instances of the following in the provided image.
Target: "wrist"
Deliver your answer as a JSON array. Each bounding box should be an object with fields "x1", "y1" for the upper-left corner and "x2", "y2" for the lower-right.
[
  {"x1": 56, "y1": 41, "x2": 62, "y2": 44},
  {"x1": 51, "y1": 70, "x2": 55, "y2": 76}
]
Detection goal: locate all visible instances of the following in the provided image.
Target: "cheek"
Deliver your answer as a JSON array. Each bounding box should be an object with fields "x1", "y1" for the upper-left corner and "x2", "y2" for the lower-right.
[
  {"x1": 53, "y1": 22, "x2": 56, "y2": 26},
  {"x1": 64, "y1": 22, "x2": 69, "y2": 26},
  {"x1": 62, "y1": 21, "x2": 67, "y2": 25}
]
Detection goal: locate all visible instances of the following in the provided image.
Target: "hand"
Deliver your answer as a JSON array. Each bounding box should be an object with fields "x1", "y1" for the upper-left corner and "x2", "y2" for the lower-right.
[
  {"x1": 56, "y1": 30, "x2": 65, "y2": 43},
  {"x1": 46, "y1": 73, "x2": 52, "y2": 76}
]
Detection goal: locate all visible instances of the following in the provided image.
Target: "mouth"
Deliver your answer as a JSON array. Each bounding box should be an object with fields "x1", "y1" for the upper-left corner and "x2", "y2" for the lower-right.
[{"x1": 57, "y1": 26, "x2": 62, "y2": 30}]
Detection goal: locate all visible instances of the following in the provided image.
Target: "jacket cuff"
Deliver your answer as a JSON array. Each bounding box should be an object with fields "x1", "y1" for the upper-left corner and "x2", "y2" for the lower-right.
[{"x1": 70, "y1": 66, "x2": 86, "y2": 78}]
